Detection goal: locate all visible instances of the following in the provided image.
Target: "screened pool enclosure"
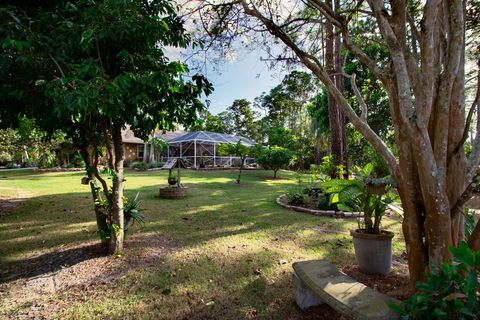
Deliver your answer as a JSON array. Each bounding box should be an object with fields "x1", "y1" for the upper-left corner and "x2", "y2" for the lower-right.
[{"x1": 164, "y1": 131, "x2": 257, "y2": 168}]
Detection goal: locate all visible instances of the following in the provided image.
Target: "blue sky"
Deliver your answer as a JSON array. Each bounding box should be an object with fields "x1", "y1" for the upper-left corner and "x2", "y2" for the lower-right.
[{"x1": 201, "y1": 50, "x2": 286, "y2": 115}]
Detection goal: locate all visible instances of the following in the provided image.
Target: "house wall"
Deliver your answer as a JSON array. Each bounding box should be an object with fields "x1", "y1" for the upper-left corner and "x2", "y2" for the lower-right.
[{"x1": 124, "y1": 143, "x2": 141, "y2": 162}]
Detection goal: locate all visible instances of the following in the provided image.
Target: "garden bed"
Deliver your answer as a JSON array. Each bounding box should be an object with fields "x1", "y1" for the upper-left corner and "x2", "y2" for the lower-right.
[{"x1": 276, "y1": 194, "x2": 358, "y2": 218}]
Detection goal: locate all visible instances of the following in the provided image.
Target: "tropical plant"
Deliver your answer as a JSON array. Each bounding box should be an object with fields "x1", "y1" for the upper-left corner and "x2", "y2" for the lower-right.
[
  {"x1": 391, "y1": 242, "x2": 480, "y2": 320},
  {"x1": 148, "y1": 137, "x2": 169, "y2": 162},
  {"x1": 123, "y1": 193, "x2": 145, "y2": 238},
  {"x1": 322, "y1": 163, "x2": 394, "y2": 234}
]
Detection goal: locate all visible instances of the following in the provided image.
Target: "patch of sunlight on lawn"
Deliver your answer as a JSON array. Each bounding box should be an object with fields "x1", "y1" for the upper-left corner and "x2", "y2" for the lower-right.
[{"x1": 0, "y1": 168, "x2": 406, "y2": 320}]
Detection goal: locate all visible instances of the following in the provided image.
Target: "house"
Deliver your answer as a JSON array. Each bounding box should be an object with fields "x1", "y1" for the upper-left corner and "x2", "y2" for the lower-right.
[
  {"x1": 122, "y1": 129, "x2": 257, "y2": 168},
  {"x1": 122, "y1": 128, "x2": 185, "y2": 162}
]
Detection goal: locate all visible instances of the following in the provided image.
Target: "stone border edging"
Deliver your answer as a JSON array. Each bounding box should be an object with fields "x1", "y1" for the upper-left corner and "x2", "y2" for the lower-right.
[{"x1": 276, "y1": 194, "x2": 358, "y2": 218}]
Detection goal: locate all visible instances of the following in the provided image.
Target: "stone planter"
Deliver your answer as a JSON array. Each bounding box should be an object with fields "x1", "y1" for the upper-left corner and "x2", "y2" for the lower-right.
[
  {"x1": 350, "y1": 229, "x2": 394, "y2": 276},
  {"x1": 159, "y1": 186, "x2": 187, "y2": 199}
]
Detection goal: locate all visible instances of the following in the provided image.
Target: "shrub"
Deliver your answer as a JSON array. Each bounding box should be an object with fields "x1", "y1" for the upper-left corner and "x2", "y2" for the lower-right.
[
  {"x1": 391, "y1": 242, "x2": 480, "y2": 319},
  {"x1": 131, "y1": 161, "x2": 148, "y2": 171},
  {"x1": 0, "y1": 152, "x2": 12, "y2": 166},
  {"x1": 148, "y1": 161, "x2": 164, "y2": 169},
  {"x1": 286, "y1": 187, "x2": 310, "y2": 205}
]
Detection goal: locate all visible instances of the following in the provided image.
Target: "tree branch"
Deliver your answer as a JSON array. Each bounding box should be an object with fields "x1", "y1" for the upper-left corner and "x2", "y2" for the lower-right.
[
  {"x1": 343, "y1": 72, "x2": 368, "y2": 122},
  {"x1": 241, "y1": 0, "x2": 400, "y2": 180}
]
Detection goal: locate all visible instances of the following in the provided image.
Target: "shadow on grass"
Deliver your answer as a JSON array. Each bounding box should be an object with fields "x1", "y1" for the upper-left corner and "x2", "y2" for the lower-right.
[
  {"x1": 115, "y1": 246, "x2": 343, "y2": 320},
  {"x1": 0, "y1": 242, "x2": 106, "y2": 283},
  {"x1": 0, "y1": 169, "x2": 357, "y2": 289}
]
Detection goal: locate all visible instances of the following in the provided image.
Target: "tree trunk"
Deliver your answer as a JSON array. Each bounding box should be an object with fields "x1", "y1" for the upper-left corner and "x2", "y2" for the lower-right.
[
  {"x1": 237, "y1": 157, "x2": 245, "y2": 184},
  {"x1": 109, "y1": 122, "x2": 125, "y2": 254},
  {"x1": 325, "y1": 0, "x2": 347, "y2": 175},
  {"x1": 80, "y1": 146, "x2": 109, "y2": 252},
  {"x1": 239, "y1": 0, "x2": 474, "y2": 290},
  {"x1": 149, "y1": 142, "x2": 155, "y2": 163},
  {"x1": 273, "y1": 169, "x2": 277, "y2": 178}
]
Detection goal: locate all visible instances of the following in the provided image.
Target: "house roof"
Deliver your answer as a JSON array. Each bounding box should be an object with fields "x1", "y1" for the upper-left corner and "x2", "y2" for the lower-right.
[
  {"x1": 122, "y1": 129, "x2": 186, "y2": 144},
  {"x1": 154, "y1": 130, "x2": 186, "y2": 141},
  {"x1": 168, "y1": 131, "x2": 257, "y2": 146},
  {"x1": 122, "y1": 129, "x2": 144, "y2": 144},
  {"x1": 122, "y1": 129, "x2": 256, "y2": 147}
]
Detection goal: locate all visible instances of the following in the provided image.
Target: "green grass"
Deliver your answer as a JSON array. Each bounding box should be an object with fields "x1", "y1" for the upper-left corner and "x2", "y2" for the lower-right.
[{"x1": 0, "y1": 168, "x2": 405, "y2": 319}]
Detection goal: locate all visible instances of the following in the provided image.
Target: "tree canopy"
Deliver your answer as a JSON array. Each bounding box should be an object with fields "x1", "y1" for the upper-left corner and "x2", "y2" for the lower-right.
[{"x1": 0, "y1": 0, "x2": 212, "y2": 253}]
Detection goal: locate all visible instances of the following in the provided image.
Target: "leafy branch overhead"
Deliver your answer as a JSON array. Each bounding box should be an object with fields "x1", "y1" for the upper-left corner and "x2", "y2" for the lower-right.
[{"x1": 0, "y1": 0, "x2": 212, "y2": 254}]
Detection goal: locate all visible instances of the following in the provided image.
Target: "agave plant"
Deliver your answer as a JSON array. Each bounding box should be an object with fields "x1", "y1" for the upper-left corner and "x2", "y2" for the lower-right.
[
  {"x1": 322, "y1": 163, "x2": 394, "y2": 234},
  {"x1": 123, "y1": 193, "x2": 145, "y2": 236}
]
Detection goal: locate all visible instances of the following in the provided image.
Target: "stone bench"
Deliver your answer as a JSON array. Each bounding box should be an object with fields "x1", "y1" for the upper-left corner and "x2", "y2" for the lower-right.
[{"x1": 293, "y1": 260, "x2": 400, "y2": 320}]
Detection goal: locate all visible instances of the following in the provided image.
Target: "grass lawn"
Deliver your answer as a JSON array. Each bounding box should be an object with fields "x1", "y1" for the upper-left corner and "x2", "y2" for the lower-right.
[{"x1": 0, "y1": 168, "x2": 406, "y2": 319}]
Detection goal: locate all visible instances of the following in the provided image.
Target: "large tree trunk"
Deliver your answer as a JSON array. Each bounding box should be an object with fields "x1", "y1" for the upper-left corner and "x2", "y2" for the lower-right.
[
  {"x1": 109, "y1": 122, "x2": 125, "y2": 254},
  {"x1": 239, "y1": 0, "x2": 476, "y2": 291},
  {"x1": 325, "y1": 0, "x2": 347, "y2": 175}
]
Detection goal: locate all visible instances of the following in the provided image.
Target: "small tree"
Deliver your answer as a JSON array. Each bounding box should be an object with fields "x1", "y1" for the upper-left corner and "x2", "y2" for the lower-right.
[
  {"x1": 257, "y1": 146, "x2": 293, "y2": 179},
  {"x1": 0, "y1": 1, "x2": 212, "y2": 254},
  {"x1": 148, "y1": 137, "x2": 169, "y2": 163},
  {"x1": 217, "y1": 141, "x2": 252, "y2": 184}
]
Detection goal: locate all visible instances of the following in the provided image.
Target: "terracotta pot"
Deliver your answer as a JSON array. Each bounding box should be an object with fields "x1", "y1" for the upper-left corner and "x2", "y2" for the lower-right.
[{"x1": 350, "y1": 229, "x2": 394, "y2": 276}]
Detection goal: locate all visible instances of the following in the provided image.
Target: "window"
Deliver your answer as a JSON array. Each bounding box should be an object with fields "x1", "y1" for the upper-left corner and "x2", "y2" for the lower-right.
[{"x1": 137, "y1": 144, "x2": 145, "y2": 159}]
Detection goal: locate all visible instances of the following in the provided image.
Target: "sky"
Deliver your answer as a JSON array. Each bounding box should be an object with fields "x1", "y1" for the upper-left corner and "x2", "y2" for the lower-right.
[
  {"x1": 199, "y1": 50, "x2": 287, "y2": 115},
  {"x1": 166, "y1": 44, "x2": 288, "y2": 116}
]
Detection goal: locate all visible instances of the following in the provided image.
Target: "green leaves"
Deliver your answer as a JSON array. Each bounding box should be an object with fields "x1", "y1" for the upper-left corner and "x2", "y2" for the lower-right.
[
  {"x1": 80, "y1": 28, "x2": 93, "y2": 45},
  {"x1": 256, "y1": 146, "x2": 293, "y2": 175},
  {"x1": 450, "y1": 241, "x2": 476, "y2": 267},
  {"x1": 393, "y1": 241, "x2": 480, "y2": 319}
]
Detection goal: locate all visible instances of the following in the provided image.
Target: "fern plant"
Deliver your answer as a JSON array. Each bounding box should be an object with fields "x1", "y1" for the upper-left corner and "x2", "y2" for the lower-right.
[{"x1": 322, "y1": 163, "x2": 394, "y2": 234}]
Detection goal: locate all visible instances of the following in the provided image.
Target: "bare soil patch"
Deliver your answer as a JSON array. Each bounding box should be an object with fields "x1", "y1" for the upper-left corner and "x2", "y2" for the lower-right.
[
  {"x1": 0, "y1": 233, "x2": 176, "y2": 319},
  {"x1": 342, "y1": 263, "x2": 410, "y2": 301}
]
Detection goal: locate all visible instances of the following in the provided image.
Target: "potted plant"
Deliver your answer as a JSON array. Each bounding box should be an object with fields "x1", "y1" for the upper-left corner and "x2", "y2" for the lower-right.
[
  {"x1": 167, "y1": 171, "x2": 177, "y2": 186},
  {"x1": 322, "y1": 163, "x2": 395, "y2": 275}
]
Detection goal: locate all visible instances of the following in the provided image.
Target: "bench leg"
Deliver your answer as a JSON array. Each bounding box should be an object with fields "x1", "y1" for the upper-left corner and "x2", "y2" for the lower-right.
[{"x1": 293, "y1": 271, "x2": 323, "y2": 310}]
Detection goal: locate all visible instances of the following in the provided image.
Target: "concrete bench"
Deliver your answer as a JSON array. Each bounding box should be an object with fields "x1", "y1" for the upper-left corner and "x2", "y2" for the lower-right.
[{"x1": 293, "y1": 260, "x2": 400, "y2": 320}]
